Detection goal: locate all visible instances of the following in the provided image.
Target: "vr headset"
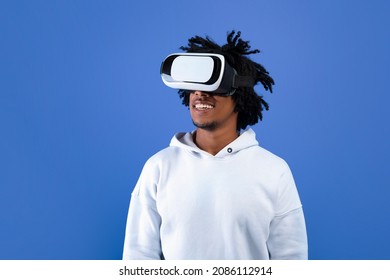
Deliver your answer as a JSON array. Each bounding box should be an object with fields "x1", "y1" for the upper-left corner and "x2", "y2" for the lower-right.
[{"x1": 160, "y1": 53, "x2": 254, "y2": 96}]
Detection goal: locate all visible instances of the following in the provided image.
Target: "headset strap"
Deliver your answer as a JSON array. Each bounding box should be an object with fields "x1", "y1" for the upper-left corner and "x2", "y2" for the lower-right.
[{"x1": 233, "y1": 75, "x2": 255, "y2": 88}]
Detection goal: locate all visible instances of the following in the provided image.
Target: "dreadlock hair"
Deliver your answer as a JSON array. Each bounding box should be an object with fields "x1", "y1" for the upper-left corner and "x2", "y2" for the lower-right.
[{"x1": 178, "y1": 30, "x2": 274, "y2": 131}]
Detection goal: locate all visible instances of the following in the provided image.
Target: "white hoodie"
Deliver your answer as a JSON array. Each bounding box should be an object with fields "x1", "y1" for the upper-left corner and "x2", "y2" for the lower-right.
[{"x1": 123, "y1": 128, "x2": 308, "y2": 260}]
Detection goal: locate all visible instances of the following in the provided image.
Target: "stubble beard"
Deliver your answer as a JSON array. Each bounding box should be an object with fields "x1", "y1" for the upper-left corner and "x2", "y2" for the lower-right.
[{"x1": 192, "y1": 119, "x2": 218, "y2": 131}]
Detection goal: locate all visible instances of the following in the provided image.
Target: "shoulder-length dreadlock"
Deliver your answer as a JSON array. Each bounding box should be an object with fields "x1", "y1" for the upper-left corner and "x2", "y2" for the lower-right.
[{"x1": 178, "y1": 30, "x2": 274, "y2": 131}]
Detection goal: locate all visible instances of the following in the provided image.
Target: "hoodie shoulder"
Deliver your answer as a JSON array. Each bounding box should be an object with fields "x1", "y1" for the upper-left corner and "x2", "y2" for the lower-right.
[
  {"x1": 169, "y1": 132, "x2": 196, "y2": 149},
  {"x1": 143, "y1": 132, "x2": 190, "y2": 166}
]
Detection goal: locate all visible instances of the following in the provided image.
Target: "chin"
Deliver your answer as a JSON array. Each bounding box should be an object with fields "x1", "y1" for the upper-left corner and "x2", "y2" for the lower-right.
[{"x1": 192, "y1": 120, "x2": 218, "y2": 131}]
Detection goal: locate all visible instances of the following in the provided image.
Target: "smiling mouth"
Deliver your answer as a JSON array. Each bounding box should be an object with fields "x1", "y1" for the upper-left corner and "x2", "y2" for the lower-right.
[{"x1": 194, "y1": 104, "x2": 215, "y2": 110}]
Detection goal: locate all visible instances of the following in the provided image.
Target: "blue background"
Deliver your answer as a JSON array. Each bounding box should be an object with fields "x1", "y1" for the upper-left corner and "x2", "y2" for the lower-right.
[{"x1": 1, "y1": 0, "x2": 389, "y2": 260}]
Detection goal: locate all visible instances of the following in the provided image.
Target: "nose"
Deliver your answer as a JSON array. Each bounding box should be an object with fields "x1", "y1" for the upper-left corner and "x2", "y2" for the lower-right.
[{"x1": 193, "y1": 91, "x2": 210, "y2": 97}]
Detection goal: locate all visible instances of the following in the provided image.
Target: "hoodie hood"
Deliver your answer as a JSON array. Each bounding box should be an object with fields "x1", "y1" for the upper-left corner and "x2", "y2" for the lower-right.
[{"x1": 169, "y1": 128, "x2": 259, "y2": 158}]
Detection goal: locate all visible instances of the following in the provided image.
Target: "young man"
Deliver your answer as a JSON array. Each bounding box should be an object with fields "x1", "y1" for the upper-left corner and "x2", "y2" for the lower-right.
[{"x1": 123, "y1": 31, "x2": 308, "y2": 260}]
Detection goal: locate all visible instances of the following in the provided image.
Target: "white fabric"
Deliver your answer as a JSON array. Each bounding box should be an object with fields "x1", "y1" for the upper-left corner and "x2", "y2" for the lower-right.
[{"x1": 123, "y1": 128, "x2": 308, "y2": 260}]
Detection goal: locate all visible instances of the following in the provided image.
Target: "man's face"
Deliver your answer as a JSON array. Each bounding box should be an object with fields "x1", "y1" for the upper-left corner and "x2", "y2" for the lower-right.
[{"x1": 189, "y1": 91, "x2": 238, "y2": 131}]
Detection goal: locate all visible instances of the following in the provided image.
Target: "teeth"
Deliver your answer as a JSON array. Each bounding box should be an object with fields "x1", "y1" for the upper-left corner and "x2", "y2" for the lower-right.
[{"x1": 195, "y1": 104, "x2": 214, "y2": 110}]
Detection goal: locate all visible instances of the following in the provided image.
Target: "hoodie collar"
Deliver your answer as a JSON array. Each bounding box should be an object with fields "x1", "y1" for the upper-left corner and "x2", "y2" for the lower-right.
[{"x1": 170, "y1": 128, "x2": 259, "y2": 159}]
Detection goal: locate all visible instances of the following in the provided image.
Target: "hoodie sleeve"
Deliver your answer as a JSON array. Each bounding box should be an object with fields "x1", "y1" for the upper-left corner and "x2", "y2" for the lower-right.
[
  {"x1": 266, "y1": 163, "x2": 308, "y2": 260},
  {"x1": 122, "y1": 159, "x2": 164, "y2": 260}
]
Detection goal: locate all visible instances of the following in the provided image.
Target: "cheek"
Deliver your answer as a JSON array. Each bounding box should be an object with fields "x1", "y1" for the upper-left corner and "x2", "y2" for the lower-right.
[
  {"x1": 219, "y1": 104, "x2": 238, "y2": 120},
  {"x1": 188, "y1": 95, "x2": 196, "y2": 107},
  {"x1": 224, "y1": 99, "x2": 237, "y2": 113}
]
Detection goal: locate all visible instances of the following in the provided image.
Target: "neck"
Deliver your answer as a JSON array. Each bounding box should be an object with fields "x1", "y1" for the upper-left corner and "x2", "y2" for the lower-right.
[{"x1": 193, "y1": 127, "x2": 239, "y2": 156}]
